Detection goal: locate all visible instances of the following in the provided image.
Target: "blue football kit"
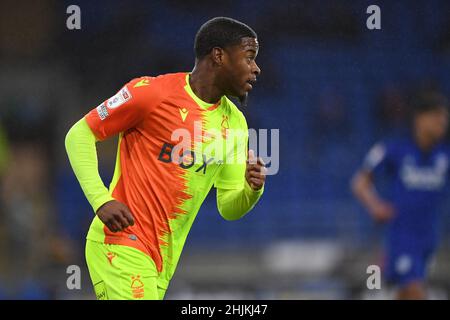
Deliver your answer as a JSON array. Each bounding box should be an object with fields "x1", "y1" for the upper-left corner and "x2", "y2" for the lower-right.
[{"x1": 363, "y1": 136, "x2": 449, "y2": 285}]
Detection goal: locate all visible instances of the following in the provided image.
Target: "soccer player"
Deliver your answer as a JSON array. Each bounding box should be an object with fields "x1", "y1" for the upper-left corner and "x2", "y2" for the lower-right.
[
  {"x1": 351, "y1": 92, "x2": 449, "y2": 299},
  {"x1": 65, "y1": 17, "x2": 266, "y2": 300}
]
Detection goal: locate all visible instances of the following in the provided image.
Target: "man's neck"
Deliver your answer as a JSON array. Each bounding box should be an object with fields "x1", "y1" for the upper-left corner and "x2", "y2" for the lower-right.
[
  {"x1": 414, "y1": 131, "x2": 436, "y2": 152},
  {"x1": 189, "y1": 62, "x2": 223, "y2": 104}
]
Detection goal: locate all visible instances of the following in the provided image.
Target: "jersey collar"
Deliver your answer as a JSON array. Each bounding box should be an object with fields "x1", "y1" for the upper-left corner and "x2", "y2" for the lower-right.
[{"x1": 184, "y1": 73, "x2": 221, "y2": 111}]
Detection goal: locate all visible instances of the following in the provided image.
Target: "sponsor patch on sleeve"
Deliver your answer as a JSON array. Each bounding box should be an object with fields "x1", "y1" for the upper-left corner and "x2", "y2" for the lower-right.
[
  {"x1": 106, "y1": 86, "x2": 132, "y2": 110},
  {"x1": 96, "y1": 103, "x2": 109, "y2": 120}
]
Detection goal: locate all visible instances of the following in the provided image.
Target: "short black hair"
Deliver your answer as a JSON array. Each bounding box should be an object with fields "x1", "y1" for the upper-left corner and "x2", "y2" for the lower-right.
[
  {"x1": 411, "y1": 91, "x2": 449, "y2": 116},
  {"x1": 194, "y1": 17, "x2": 257, "y2": 59}
]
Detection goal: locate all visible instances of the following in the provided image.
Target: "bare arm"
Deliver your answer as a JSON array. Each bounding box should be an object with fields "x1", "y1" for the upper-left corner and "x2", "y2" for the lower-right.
[{"x1": 351, "y1": 169, "x2": 395, "y2": 223}]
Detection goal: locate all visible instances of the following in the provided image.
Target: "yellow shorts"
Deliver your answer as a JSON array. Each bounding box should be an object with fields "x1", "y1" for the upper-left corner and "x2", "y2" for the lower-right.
[{"x1": 85, "y1": 239, "x2": 166, "y2": 300}]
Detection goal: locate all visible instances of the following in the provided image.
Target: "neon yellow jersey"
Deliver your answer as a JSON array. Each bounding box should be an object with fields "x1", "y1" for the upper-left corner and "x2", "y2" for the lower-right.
[{"x1": 83, "y1": 73, "x2": 249, "y2": 289}]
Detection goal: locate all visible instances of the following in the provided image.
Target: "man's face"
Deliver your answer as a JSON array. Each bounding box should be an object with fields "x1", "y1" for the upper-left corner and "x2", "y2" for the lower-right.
[
  {"x1": 415, "y1": 107, "x2": 449, "y2": 142},
  {"x1": 220, "y1": 37, "x2": 261, "y2": 100}
]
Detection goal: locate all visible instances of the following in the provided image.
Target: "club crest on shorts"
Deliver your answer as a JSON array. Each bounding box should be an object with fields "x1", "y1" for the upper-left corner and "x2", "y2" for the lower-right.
[{"x1": 131, "y1": 275, "x2": 145, "y2": 299}]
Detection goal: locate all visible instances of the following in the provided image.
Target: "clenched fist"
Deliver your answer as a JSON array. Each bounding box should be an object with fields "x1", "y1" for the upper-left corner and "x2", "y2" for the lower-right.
[
  {"x1": 96, "y1": 200, "x2": 135, "y2": 233},
  {"x1": 245, "y1": 149, "x2": 267, "y2": 191}
]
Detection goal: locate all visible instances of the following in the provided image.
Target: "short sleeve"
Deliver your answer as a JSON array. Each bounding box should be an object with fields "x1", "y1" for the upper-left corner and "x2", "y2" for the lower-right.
[
  {"x1": 214, "y1": 112, "x2": 248, "y2": 190},
  {"x1": 84, "y1": 76, "x2": 157, "y2": 140},
  {"x1": 362, "y1": 141, "x2": 393, "y2": 175}
]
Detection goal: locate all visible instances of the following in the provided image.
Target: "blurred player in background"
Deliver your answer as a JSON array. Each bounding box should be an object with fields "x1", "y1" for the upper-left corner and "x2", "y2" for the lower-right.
[
  {"x1": 351, "y1": 92, "x2": 449, "y2": 299},
  {"x1": 65, "y1": 17, "x2": 266, "y2": 300}
]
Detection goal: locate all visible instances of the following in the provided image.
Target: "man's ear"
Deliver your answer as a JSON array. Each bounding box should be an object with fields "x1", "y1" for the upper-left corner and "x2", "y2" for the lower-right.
[{"x1": 212, "y1": 47, "x2": 225, "y2": 66}]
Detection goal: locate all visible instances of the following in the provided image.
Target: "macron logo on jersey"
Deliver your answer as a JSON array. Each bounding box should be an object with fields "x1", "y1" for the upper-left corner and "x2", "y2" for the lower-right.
[
  {"x1": 179, "y1": 108, "x2": 189, "y2": 122},
  {"x1": 133, "y1": 79, "x2": 150, "y2": 88}
]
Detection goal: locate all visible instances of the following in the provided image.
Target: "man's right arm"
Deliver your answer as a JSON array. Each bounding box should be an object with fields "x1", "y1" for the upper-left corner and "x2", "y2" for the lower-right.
[
  {"x1": 350, "y1": 169, "x2": 395, "y2": 223},
  {"x1": 65, "y1": 118, "x2": 113, "y2": 213},
  {"x1": 65, "y1": 77, "x2": 162, "y2": 232},
  {"x1": 350, "y1": 142, "x2": 395, "y2": 223},
  {"x1": 65, "y1": 118, "x2": 134, "y2": 232}
]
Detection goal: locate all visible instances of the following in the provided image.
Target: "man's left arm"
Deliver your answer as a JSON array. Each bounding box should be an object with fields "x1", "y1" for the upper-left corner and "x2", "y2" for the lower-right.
[{"x1": 216, "y1": 150, "x2": 266, "y2": 221}]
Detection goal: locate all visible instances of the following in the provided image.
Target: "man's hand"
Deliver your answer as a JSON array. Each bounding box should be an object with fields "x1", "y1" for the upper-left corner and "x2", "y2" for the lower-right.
[
  {"x1": 246, "y1": 149, "x2": 267, "y2": 191},
  {"x1": 368, "y1": 199, "x2": 396, "y2": 224},
  {"x1": 96, "y1": 200, "x2": 135, "y2": 233},
  {"x1": 351, "y1": 170, "x2": 395, "y2": 224}
]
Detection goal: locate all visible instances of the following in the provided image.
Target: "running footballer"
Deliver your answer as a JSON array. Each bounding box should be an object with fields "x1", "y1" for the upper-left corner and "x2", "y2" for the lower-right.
[{"x1": 65, "y1": 17, "x2": 266, "y2": 300}]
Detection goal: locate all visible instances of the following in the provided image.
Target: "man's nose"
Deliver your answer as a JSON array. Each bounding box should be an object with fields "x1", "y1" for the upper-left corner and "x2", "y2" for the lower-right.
[{"x1": 253, "y1": 62, "x2": 261, "y2": 76}]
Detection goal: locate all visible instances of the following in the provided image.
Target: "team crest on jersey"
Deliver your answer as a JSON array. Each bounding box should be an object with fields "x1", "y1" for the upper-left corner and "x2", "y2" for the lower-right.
[{"x1": 106, "y1": 86, "x2": 132, "y2": 110}]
